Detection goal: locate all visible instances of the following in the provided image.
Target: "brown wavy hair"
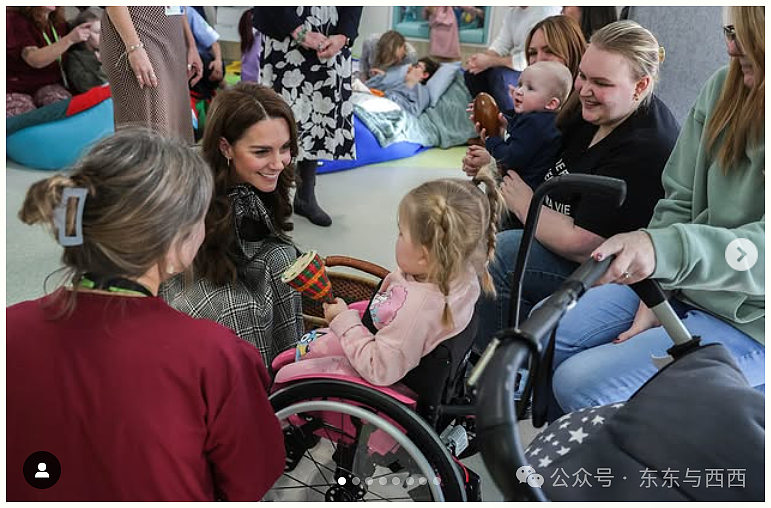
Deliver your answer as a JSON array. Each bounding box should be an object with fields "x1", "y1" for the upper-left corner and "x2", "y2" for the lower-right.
[
  {"x1": 197, "y1": 82, "x2": 297, "y2": 286},
  {"x1": 526, "y1": 15, "x2": 587, "y2": 80},
  {"x1": 705, "y1": 6, "x2": 764, "y2": 170},
  {"x1": 525, "y1": 16, "x2": 588, "y2": 128},
  {"x1": 16, "y1": 7, "x2": 66, "y2": 32},
  {"x1": 238, "y1": 9, "x2": 255, "y2": 54},
  {"x1": 398, "y1": 168, "x2": 502, "y2": 329}
]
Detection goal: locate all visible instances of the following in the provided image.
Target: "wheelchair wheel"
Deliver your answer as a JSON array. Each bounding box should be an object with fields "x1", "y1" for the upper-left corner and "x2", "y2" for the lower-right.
[{"x1": 266, "y1": 380, "x2": 466, "y2": 502}]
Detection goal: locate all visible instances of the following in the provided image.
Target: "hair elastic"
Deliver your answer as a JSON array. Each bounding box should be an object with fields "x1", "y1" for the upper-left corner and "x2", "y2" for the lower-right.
[{"x1": 53, "y1": 187, "x2": 88, "y2": 246}]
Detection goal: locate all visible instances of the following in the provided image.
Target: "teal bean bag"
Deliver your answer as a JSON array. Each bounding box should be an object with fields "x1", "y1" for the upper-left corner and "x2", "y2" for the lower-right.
[{"x1": 7, "y1": 98, "x2": 114, "y2": 170}]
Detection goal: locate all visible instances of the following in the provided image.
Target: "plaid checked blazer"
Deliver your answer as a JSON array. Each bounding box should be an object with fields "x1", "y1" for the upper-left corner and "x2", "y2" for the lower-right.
[{"x1": 160, "y1": 184, "x2": 303, "y2": 368}]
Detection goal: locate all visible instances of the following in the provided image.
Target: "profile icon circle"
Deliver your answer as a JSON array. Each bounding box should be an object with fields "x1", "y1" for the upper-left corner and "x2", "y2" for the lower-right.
[{"x1": 23, "y1": 451, "x2": 61, "y2": 489}]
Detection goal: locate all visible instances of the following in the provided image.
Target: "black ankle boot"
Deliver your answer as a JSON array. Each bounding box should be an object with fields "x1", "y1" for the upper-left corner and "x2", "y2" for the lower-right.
[{"x1": 295, "y1": 160, "x2": 332, "y2": 227}]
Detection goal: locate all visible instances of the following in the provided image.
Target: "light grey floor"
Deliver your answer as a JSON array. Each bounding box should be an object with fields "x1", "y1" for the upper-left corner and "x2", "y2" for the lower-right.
[{"x1": 6, "y1": 154, "x2": 542, "y2": 501}]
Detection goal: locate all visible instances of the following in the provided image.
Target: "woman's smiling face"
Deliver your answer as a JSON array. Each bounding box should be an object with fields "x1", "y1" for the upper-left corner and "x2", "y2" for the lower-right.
[
  {"x1": 222, "y1": 117, "x2": 292, "y2": 193},
  {"x1": 574, "y1": 44, "x2": 643, "y2": 127}
]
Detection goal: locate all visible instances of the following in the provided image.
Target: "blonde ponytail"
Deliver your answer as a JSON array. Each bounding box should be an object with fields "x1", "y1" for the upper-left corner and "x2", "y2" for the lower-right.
[{"x1": 472, "y1": 163, "x2": 504, "y2": 296}]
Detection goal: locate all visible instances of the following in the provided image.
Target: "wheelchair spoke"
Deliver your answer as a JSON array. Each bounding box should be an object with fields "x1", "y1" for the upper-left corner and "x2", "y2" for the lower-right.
[
  {"x1": 302, "y1": 453, "x2": 336, "y2": 475},
  {"x1": 303, "y1": 447, "x2": 332, "y2": 485},
  {"x1": 370, "y1": 471, "x2": 403, "y2": 480},
  {"x1": 319, "y1": 411, "x2": 341, "y2": 458},
  {"x1": 273, "y1": 395, "x2": 459, "y2": 502},
  {"x1": 280, "y1": 472, "x2": 331, "y2": 498},
  {"x1": 272, "y1": 483, "x2": 335, "y2": 489}
]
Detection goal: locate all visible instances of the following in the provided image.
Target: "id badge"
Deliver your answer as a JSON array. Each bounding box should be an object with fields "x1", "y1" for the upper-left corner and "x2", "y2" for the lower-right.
[{"x1": 164, "y1": 6, "x2": 184, "y2": 16}]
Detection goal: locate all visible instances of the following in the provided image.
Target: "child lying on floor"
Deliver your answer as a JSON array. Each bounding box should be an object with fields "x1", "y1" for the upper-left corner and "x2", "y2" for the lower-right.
[{"x1": 353, "y1": 57, "x2": 440, "y2": 116}]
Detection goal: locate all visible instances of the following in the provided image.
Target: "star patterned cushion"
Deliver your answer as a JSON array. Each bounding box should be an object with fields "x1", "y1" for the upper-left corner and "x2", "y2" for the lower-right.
[{"x1": 525, "y1": 403, "x2": 625, "y2": 471}]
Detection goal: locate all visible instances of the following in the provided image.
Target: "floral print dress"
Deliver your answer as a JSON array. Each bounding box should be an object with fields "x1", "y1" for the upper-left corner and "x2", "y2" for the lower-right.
[{"x1": 260, "y1": 6, "x2": 356, "y2": 161}]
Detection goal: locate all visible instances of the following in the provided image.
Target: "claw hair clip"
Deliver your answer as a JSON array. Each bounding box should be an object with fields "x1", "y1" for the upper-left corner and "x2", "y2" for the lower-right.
[{"x1": 52, "y1": 187, "x2": 88, "y2": 246}]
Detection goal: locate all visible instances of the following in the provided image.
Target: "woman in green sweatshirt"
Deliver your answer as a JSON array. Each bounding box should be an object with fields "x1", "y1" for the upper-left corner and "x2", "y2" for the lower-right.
[{"x1": 548, "y1": 5, "x2": 765, "y2": 417}]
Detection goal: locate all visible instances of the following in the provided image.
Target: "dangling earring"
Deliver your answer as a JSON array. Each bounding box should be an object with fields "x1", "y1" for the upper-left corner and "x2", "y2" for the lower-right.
[
  {"x1": 226, "y1": 156, "x2": 231, "y2": 168},
  {"x1": 633, "y1": 93, "x2": 640, "y2": 102},
  {"x1": 167, "y1": 265, "x2": 175, "y2": 275}
]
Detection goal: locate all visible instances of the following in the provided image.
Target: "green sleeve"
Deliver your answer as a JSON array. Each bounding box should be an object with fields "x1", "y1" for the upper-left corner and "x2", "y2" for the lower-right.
[
  {"x1": 644, "y1": 68, "x2": 765, "y2": 296},
  {"x1": 646, "y1": 219, "x2": 765, "y2": 296}
]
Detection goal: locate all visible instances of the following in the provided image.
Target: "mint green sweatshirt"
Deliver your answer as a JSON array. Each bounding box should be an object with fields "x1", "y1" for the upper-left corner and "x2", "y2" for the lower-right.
[{"x1": 644, "y1": 67, "x2": 765, "y2": 345}]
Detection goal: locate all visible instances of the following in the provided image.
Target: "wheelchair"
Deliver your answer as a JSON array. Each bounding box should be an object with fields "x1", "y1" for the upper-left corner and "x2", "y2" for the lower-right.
[
  {"x1": 263, "y1": 175, "x2": 634, "y2": 502},
  {"x1": 264, "y1": 255, "x2": 480, "y2": 502}
]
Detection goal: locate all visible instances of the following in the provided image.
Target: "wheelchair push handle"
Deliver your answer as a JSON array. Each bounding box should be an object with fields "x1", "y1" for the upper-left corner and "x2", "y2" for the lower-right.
[
  {"x1": 510, "y1": 175, "x2": 627, "y2": 329},
  {"x1": 536, "y1": 174, "x2": 627, "y2": 206}
]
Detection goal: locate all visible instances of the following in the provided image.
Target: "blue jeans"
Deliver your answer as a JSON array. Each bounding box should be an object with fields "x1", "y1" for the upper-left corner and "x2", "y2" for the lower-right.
[
  {"x1": 550, "y1": 284, "x2": 766, "y2": 416},
  {"x1": 463, "y1": 67, "x2": 521, "y2": 111},
  {"x1": 475, "y1": 228, "x2": 579, "y2": 351}
]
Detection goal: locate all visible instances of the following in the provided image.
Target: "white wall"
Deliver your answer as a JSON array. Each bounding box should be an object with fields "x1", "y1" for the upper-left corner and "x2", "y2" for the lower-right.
[
  {"x1": 351, "y1": 6, "x2": 393, "y2": 56},
  {"x1": 214, "y1": 6, "x2": 250, "y2": 43}
]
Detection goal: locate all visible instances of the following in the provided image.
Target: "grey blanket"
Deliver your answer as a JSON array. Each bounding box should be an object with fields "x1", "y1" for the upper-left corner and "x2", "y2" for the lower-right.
[{"x1": 354, "y1": 72, "x2": 476, "y2": 149}]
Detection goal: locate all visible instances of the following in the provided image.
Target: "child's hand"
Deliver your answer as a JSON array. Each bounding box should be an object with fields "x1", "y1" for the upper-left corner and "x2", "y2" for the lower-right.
[
  {"x1": 462, "y1": 145, "x2": 492, "y2": 178},
  {"x1": 495, "y1": 112, "x2": 508, "y2": 138},
  {"x1": 476, "y1": 122, "x2": 487, "y2": 140},
  {"x1": 323, "y1": 298, "x2": 349, "y2": 323}
]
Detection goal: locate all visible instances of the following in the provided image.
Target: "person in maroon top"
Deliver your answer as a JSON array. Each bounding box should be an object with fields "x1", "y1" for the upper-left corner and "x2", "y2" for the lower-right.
[
  {"x1": 7, "y1": 128, "x2": 285, "y2": 501},
  {"x1": 6, "y1": 6, "x2": 93, "y2": 116}
]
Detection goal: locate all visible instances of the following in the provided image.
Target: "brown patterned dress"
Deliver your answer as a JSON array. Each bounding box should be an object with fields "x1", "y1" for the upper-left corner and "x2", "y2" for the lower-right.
[{"x1": 101, "y1": 6, "x2": 193, "y2": 143}]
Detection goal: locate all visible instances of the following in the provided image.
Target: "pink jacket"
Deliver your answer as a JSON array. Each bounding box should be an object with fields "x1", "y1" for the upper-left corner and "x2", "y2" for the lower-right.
[{"x1": 298, "y1": 268, "x2": 480, "y2": 386}]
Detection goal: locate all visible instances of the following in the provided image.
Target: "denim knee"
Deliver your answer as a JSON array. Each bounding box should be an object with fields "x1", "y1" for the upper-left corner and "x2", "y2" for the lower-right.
[
  {"x1": 552, "y1": 360, "x2": 606, "y2": 413},
  {"x1": 490, "y1": 229, "x2": 525, "y2": 292}
]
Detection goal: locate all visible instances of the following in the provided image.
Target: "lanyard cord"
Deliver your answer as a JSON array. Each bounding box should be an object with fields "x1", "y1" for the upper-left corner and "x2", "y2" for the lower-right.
[
  {"x1": 41, "y1": 23, "x2": 60, "y2": 46},
  {"x1": 41, "y1": 23, "x2": 69, "y2": 88},
  {"x1": 80, "y1": 274, "x2": 154, "y2": 297}
]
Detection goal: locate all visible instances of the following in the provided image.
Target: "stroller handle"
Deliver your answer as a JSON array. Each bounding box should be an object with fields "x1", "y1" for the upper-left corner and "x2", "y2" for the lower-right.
[
  {"x1": 476, "y1": 256, "x2": 612, "y2": 501},
  {"x1": 476, "y1": 257, "x2": 697, "y2": 500},
  {"x1": 630, "y1": 280, "x2": 692, "y2": 346},
  {"x1": 519, "y1": 256, "x2": 613, "y2": 341}
]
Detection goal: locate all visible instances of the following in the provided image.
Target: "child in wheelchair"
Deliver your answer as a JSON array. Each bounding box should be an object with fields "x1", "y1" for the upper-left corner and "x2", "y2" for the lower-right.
[{"x1": 280, "y1": 173, "x2": 503, "y2": 387}]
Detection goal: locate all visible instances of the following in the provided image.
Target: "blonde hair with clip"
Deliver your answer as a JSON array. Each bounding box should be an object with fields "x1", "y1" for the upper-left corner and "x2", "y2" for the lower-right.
[
  {"x1": 398, "y1": 167, "x2": 503, "y2": 329},
  {"x1": 19, "y1": 128, "x2": 213, "y2": 316}
]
